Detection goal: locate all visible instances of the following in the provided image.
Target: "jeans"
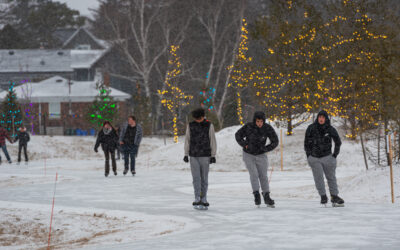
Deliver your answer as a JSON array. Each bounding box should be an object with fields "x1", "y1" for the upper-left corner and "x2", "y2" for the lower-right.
[
  {"x1": 0, "y1": 144, "x2": 11, "y2": 162},
  {"x1": 18, "y1": 144, "x2": 28, "y2": 162},
  {"x1": 123, "y1": 144, "x2": 138, "y2": 172}
]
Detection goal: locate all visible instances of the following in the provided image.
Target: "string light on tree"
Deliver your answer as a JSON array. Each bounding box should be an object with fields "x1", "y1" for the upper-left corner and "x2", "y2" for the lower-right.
[{"x1": 158, "y1": 45, "x2": 193, "y2": 143}]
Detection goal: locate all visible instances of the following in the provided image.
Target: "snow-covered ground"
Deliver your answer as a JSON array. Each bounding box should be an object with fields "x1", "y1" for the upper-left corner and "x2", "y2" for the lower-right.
[{"x1": 0, "y1": 126, "x2": 399, "y2": 249}]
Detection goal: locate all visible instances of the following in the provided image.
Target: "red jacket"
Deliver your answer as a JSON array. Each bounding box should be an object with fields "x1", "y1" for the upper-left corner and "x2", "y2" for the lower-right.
[{"x1": 0, "y1": 127, "x2": 12, "y2": 146}]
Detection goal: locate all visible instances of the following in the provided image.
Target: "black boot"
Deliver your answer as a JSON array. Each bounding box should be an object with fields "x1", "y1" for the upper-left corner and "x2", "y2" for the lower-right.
[
  {"x1": 263, "y1": 192, "x2": 275, "y2": 207},
  {"x1": 321, "y1": 194, "x2": 328, "y2": 205},
  {"x1": 331, "y1": 195, "x2": 344, "y2": 207},
  {"x1": 253, "y1": 191, "x2": 261, "y2": 206}
]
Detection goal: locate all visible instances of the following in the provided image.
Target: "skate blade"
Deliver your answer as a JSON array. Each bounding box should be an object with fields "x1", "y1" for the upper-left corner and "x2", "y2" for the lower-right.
[
  {"x1": 321, "y1": 203, "x2": 328, "y2": 208},
  {"x1": 332, "y1": 203, "x2": 345, "y2": 207},
  {"x1": 256, "y1": 205, "x2": 261, "y2": 208},
  {"x1": 267, "y1": 204, "x2": 275, "y2": 208}
]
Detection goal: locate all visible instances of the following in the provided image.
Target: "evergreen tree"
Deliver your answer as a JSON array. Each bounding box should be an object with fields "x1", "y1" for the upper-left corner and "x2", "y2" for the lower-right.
[
  {"x1": 87, "y1": 81, "x2": 119, "y2": 129},
  {"x1": 1, "y1": 82, "x2": 23, "y2": 137}
]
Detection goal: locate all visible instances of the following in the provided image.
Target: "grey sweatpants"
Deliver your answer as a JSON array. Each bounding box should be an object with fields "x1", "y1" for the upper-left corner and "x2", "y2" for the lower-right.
[
  {"x1": 307, "y1": 155, "x2": 338, "y2": 196},
  {"x1": 190, "y1": 157, "x2": 210, "y2": 202},
  {"x1": 243, "y1": 152, "x2": 270, "y2": 193}
]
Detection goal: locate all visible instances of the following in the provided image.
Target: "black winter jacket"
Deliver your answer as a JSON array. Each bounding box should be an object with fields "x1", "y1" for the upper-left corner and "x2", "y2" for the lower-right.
[
  {"x1": 95, "y1": 128, "x2": 119, "y2": 152},
  {"x1": 235, "y1": 111, "x2": 279, "y2": 155},
  {"x1": 304, "y1": 110, "x2": 342, "y2": 158},
  {"x1": 15, "y1": 131, "x2": 30, "y2": 145}
]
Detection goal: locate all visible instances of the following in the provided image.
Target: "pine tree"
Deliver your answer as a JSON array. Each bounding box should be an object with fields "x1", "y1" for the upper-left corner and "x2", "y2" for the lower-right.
[
  {"x1": 1, "y1": 82, "x2": 23, "y2": 137},
  {"x1": 87, "y1": 81, "x2": 119, "y2": 129}
]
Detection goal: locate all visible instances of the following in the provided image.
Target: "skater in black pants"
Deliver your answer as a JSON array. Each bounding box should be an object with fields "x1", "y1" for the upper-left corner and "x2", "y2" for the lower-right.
[
  {"x1": 14, "y1": 126, "x2": 30, "y2": 164},
  {"x1": 94, "y1": 121, "x2": 119, "y2": 177},
  {"x1": 304, "y1": 110, "x2": 344, "y2": 207},
  {"x1": 119, "y1": 116, "x2": 143, "y2": 176}
]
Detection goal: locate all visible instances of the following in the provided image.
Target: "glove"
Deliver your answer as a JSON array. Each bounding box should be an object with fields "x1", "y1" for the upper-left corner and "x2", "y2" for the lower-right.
[
  {"x1": 183, "y1": 156, "x2": 189, "y2": 163},
  {"x1": 332, "y1": 154, "x2": 337, "y2": 158},
  {"x1": 94, "y1": 148, "x2": 98, "y2": 153},
  {"x1": 210, "y1": 157, "x2": 216, "y2": 164}
]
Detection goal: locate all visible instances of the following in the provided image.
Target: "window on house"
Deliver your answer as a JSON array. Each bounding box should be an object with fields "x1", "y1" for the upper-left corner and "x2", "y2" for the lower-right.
[
  {"x1": 74, "y1": 69, "x2": 89, "y2": 81},
  {"x1": 49, "y1": 102, "x2": 61, "y2": 119}
]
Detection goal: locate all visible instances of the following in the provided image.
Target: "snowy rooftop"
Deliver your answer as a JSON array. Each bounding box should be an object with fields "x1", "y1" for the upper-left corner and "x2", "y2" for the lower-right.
[
  {"x1": 0, "y1": 75, "x2": 131, "y2": 102},
  {"x1": 0, "y1": 49, "x2": 107, "y2": 73}
]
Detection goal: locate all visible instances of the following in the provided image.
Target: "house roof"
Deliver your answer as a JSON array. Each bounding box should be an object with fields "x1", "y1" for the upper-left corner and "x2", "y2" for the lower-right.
[
  {"x1": 53, "y1": 28, "x2": 78, "y2": 44},
  {"x1": 0, "y1": 76, "x2": 131, "y2": 102},
  {"x1": 62, "y1": 27, "x2": 109, "y2": 49},
  {"x1": 0, "y1": 49, "x2": 107, "y2": 72}
]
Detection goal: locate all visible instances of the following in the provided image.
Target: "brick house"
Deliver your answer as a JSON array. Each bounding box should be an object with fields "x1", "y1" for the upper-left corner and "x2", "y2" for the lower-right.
[{"x1": 0, "y1": 75, "x2": 131, "y2": 135}]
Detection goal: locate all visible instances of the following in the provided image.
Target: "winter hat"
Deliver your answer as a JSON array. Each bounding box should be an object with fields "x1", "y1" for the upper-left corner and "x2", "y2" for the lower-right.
[{"x1": 253, "y1": 111, "x2": 266, "y2": 124}]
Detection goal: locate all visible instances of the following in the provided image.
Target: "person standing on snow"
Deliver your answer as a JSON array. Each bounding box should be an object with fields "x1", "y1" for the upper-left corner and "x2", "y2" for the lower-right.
[
  {"x1": 304, "y1": 110, "x2": 344, "y2": 207},
  {"x1": 235, "y1": 111, "x2": 279, "y2": 208},
  {"x1": 0, "y1": 125, "x2": 13, "y2": 164},
  {"x1": 184, "y1": 108, "x2": 217, "y2": 210},
  {"x1": 14, "y1": 126, "x2": 30, "y2": 164},
  {"x1": 119, "y1": 116, "x2": 143, "y2": 176},
  {"x1": 94, "y1": 121, "x2": 119, "y2": 177}
]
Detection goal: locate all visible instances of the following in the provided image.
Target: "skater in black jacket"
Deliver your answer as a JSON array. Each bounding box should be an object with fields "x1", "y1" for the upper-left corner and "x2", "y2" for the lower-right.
[
  {"x1": 235, "y1": 111, "x2": 279, "y2": 208},
  {"x1": 304, "y1": 110, "x2": 344, "y2": 207},
  {"x1": 14, "y1": 126, "x2": 30, "y2": 164},
  {"x1": 95, "y1": 121, "x2": 119, "y2": 177}
]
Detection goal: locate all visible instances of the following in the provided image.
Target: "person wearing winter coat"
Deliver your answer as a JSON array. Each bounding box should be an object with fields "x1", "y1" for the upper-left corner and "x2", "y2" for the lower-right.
[
  {"x1": 235, "y1": 111, "x2": 279, "y2": 207},
  {"x1": 304, "y1": 110, "x2": 344, "y2": 207},
  {"x1": 184, "y1": 108, "x2": 217, "y2": 210},
  {"x1": 0, "y1": 125, "x2": 13, "y2": 164},
  {"x1": 94, "y1": 121, "x2": 119, "y2": 177},
  {"x1": 14, "y1": 126, "x2": 30, "y2": 164},
  {"x1": 119, "y1": 116, "x2": 143, "y2": 176}
]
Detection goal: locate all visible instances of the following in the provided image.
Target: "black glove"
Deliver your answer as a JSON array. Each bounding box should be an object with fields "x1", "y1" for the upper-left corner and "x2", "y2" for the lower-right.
[
  {"x1": 183, "y1": 156, "x2": 189, "y2": 163},
  {"x1": 94, "y1": 148, "x2": 98, "y2": 153},
  {"x1": 210, "y1": 157, "x2": 216, "y2": 164},
  {"x1": 332, "y1": 154, "x2": 337, "y2": 158},
  {"x1": 262, "y1": 146, "x2": 269, "y2": 153}
]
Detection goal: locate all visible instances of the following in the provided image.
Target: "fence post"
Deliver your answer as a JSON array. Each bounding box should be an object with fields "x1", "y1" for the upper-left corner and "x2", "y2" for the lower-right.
[
  {"x1": 389, "y1": 134, "x2": 394, "y2": 204},
  {"x1": 280, "y1": 129, "x2": 283, "y2": 171}
]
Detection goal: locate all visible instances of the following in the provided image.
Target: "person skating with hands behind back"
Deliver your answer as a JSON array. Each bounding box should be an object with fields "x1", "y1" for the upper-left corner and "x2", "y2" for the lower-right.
[
  {"x1": 235, "y1": 111, "x2": 279, "y2": 208},
  {"x1": 184, "y1": 108, "x2": 217, "y2": 210}
]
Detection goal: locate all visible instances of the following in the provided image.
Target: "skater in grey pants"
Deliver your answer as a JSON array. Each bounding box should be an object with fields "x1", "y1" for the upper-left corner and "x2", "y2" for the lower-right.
[
  {"x1": 235, "y1": 111, "x2": 279, "y2": 207},
  {"x1": 304, "y1": 110, "x2": 344, "y2": 206},
  {"x1": 184, "y1": 108, "x2": 217, "y2": 209}
]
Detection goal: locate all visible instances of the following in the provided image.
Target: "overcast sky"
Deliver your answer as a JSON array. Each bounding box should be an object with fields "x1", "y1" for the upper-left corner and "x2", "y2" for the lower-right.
[{"x1": 54, "y1": 0, "x2": 100, "y2": 18}]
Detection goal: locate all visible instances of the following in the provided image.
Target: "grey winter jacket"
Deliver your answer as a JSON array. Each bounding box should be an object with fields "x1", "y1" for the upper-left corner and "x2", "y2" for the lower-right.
[{"x1": 119, "y1": 122, "x2": 143, "y2": 146}]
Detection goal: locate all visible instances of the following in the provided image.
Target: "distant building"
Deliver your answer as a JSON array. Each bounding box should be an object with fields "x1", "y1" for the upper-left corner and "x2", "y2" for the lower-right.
[
  {"x1": 0, "y1": 75, "x2": 130, "y2": 135},
  {"x1": 0, "y1": 27, "x2": 112, "y2": 89}
]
